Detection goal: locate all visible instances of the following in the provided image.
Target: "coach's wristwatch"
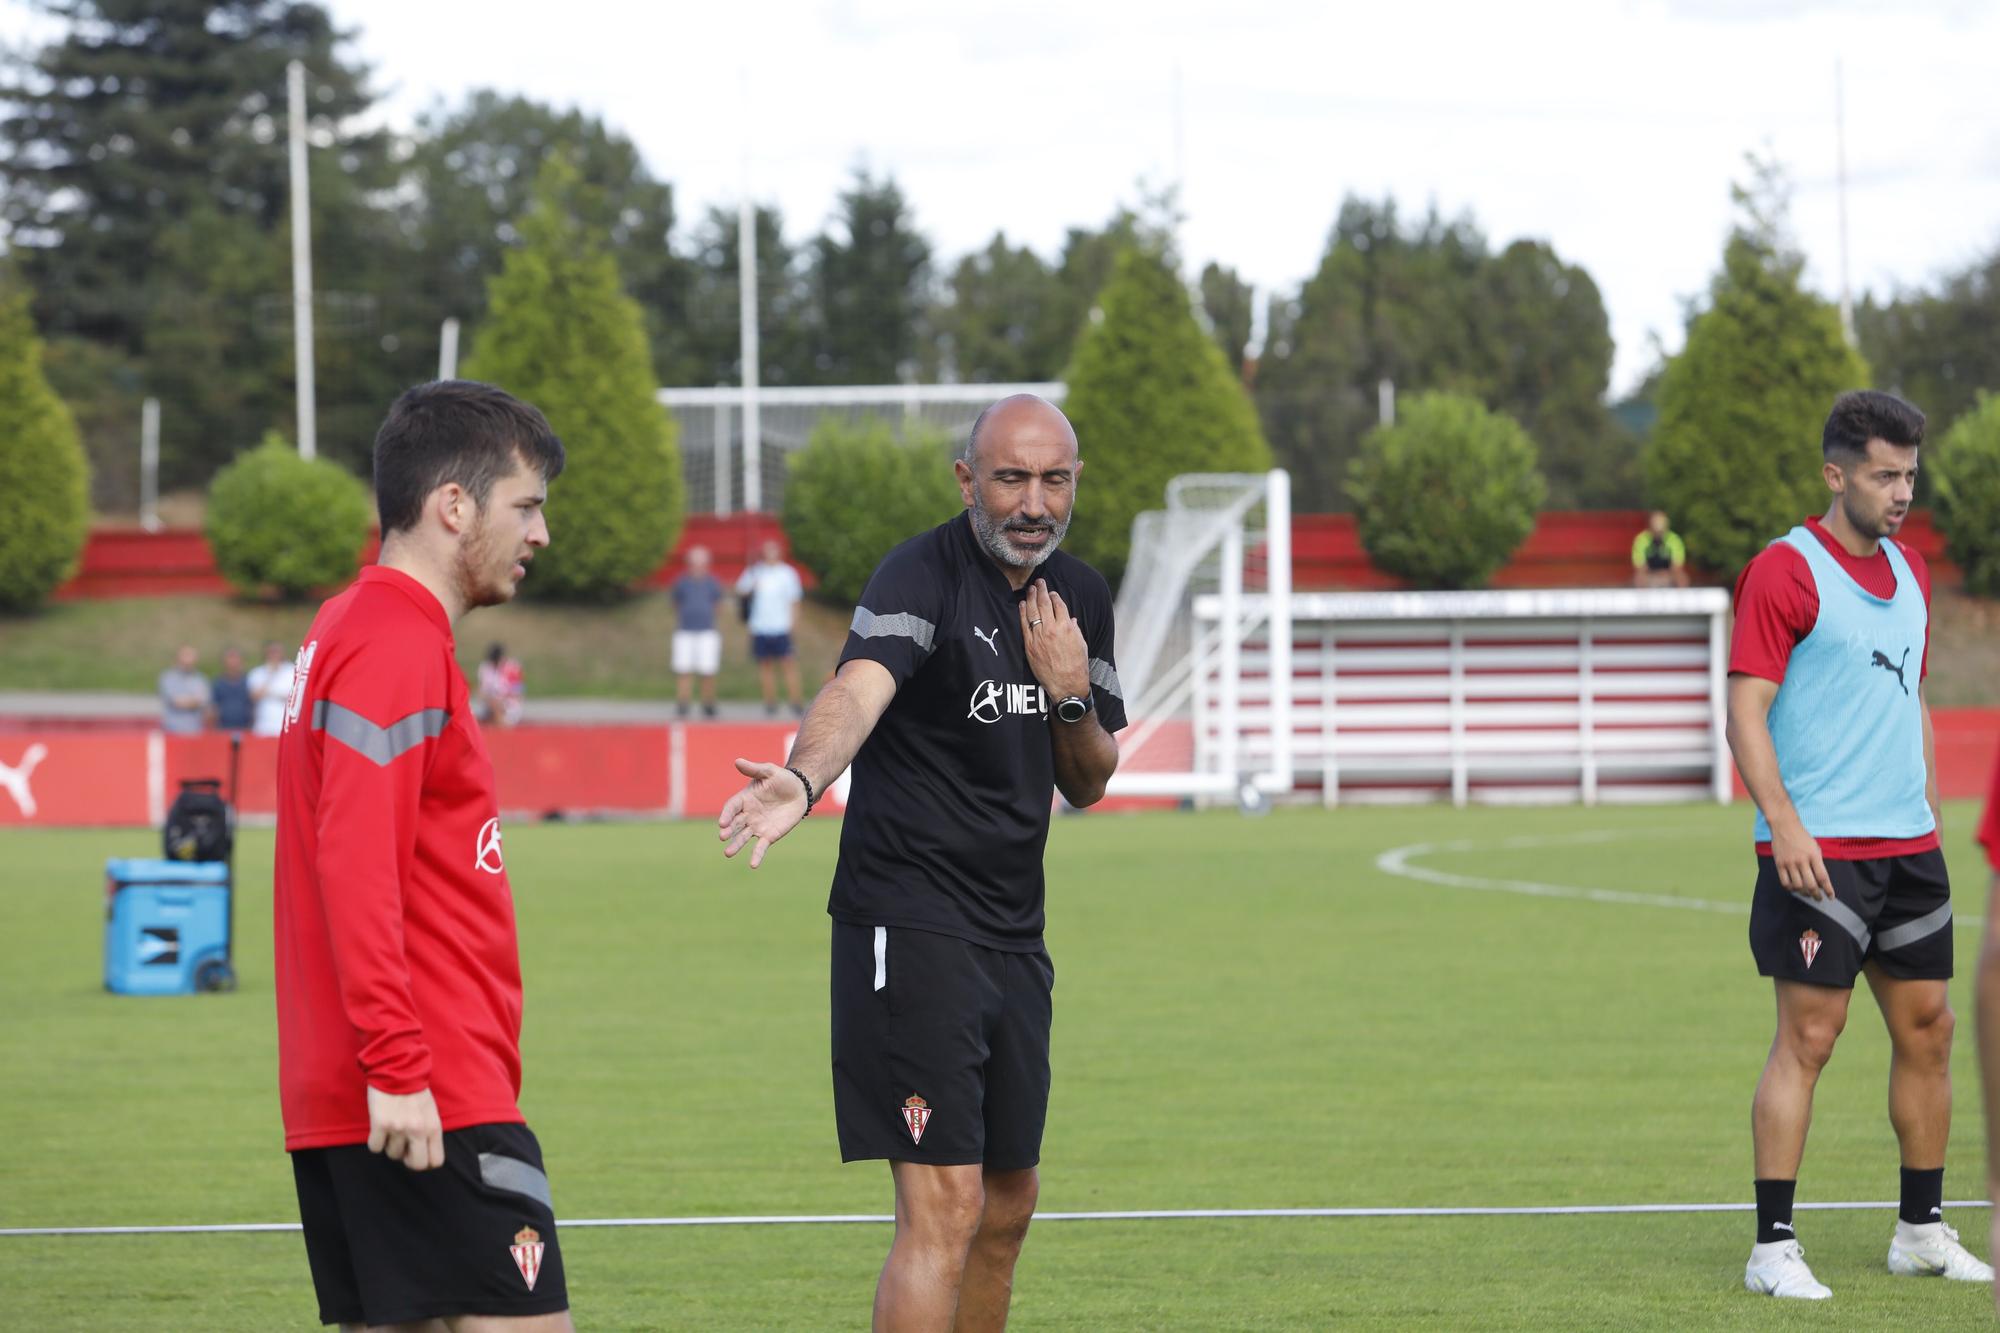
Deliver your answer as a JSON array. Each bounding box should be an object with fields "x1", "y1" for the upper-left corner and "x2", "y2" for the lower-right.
[{"x1": 1054, "y1": 693, "x2": 1093, "y2": 724}]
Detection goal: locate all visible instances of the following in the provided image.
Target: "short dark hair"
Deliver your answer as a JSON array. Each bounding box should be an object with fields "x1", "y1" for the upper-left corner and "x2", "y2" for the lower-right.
[
  {"x1": 373, "y1": 380, "x2": 565, "y2": 535},
  {"x1": 1823, "y1": 390, "x2": 1924, "y2": 465}
]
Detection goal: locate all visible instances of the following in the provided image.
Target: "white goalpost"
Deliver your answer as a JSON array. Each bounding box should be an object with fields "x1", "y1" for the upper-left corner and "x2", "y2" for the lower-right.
[{"x1": 1108, "y1": 471, "x2": 1294, "y2": 804}]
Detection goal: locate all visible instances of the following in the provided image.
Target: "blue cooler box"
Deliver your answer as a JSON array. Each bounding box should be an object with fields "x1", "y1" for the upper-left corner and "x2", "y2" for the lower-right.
[{"x1": 104, "y1": 858, "x2": 231, "y2": 996}]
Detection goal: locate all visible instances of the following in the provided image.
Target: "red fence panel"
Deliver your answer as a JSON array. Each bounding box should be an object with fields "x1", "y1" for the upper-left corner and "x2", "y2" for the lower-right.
[{"x1": 3, "y1": 712, "x2": 1994, "y2": 828}]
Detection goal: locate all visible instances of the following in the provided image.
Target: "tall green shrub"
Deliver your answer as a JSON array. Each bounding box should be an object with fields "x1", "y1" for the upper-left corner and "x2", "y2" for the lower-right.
[
  {"x1": 205, "y1": 433, "x2": 372, "y2": 598},
  {"x1": 462, "y1": 157, "x2": 683, "y2": 599},
  {"x1": 1346, "y1": 392, "x2": 1545, "y2": 589},
  {"x1": 1931, "y1": 393, "x2": 2000, "y2": 598},
  {"x1": 1645, "y1": 177, "x2": 1868, "y2": 575},
  {"x1": 1059, "y1": 247, "x2": 1270, "y2": 587},
  {"x1": 784, "y1": 417, "x2": 960, "y2": 605},
  {"x1": 0, "y1": 271, "x2": 90, "y2": 611}
]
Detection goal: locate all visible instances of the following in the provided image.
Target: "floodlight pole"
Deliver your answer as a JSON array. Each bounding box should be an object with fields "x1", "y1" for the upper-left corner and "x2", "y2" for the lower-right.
[
  {"x1": 737, "y1": 70, "x2": 761, "y2": 513},
  {"x1": 1835, "y1": 59, "x2": 1854, "y2": 346},
  {"x1": 287, "y1": 60, "x2": 317, "y2": 461},
  {"x1": 438, "y1": 317, "x2": 460, "y2": 380},
  {"x1": 139, "y1": 397, "x2": 160, "y2": 533}
]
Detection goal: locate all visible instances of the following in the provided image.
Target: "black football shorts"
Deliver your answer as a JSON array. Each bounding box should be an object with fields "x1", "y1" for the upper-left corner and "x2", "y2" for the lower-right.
[
  {"x1": 1749, "y1": 849, "x2": 1953, "y2": 989},
  {"x1": 831, "y1": 921, "x2": 1054, "y2": 1171},
  {"x1": 290, "y1": 1121, "x2": 567, "y2": 1327}
]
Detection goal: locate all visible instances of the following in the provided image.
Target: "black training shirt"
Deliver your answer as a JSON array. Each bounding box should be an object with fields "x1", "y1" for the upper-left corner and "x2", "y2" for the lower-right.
[{"x1": 829, "y1": 511, "x2": 1127, "y2": 950}]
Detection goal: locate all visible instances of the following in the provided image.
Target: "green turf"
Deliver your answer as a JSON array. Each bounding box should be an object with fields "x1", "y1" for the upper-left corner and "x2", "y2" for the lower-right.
[{"x1": 5, "y1": 804, "x2": 1999, "y2": 1328}]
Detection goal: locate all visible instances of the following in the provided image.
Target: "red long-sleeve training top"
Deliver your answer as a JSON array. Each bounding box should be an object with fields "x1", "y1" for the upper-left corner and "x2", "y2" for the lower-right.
[{"x1": 273, "y1": 565, "x2": 525, "y2": 1151}]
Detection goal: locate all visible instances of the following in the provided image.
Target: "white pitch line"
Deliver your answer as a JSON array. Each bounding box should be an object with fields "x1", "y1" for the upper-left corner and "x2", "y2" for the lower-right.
[
  {"x1": 5, "y1": 1199, "x2": 1994, "y2": 1238},
  {"x1": 1376, "y1": 830, "x2": 1985, "y2": 928}
]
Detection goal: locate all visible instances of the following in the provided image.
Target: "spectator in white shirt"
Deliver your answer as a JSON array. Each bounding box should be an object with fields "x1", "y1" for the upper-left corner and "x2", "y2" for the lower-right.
[
  {"x1": 246, "y1": 640, "x2": 296, "y2": 737},
  {"x1": 736, "y1": 539, "x2": 804, "y2": 716}
]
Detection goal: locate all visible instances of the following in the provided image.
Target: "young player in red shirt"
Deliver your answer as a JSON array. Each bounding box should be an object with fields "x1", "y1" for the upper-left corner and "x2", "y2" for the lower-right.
[
  {"x1": 273, "y1": 380, "x2": 571, "y2": 1330},
  {"x1": 1731, "y1": 390, "x2": 1990, "y2": 1300}
]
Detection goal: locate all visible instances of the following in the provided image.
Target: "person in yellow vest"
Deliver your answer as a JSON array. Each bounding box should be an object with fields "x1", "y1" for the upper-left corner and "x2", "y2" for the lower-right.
[{"x1": 1632, "y1": 510, "x2": 1690, "y2": 588}]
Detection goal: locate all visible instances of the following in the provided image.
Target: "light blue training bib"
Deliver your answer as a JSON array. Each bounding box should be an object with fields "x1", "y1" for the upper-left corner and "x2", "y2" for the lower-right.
[{"x1": 1752, "y1": 526, "x2": 1932, "y2": 843}]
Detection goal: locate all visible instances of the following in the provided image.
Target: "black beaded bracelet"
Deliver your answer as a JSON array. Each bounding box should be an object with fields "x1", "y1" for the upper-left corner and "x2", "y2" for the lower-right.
[{"x1": 785, "y1": 764, "x2": 817, "y2": 814}]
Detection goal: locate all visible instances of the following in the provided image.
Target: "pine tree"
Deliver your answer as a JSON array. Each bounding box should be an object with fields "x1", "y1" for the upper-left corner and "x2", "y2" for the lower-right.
[
  {"x1": 0, "y1": 269, "x2": 91, "y2": 611},
  {"x1": 462, "y1": 158, "x2": 684, "y2": 600},
  {"x1": 1646, "y1": 163, "x2": 1868, "y2": 575},
  {"x1": 1059, "y1": 248, "x2": 1271, "y2": 587}
]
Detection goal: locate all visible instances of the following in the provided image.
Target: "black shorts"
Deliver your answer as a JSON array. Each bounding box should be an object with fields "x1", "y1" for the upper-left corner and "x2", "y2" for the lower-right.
[
  {"x1": 831, "y1": 922, "x2": 1054, "y2": 1171},
  {"x1": 1748, "y1": 849, "x2": 1954, "y2": 989},
  {"x1": 290, "y1": 1121, "x2": 568, "y2": 1326}
]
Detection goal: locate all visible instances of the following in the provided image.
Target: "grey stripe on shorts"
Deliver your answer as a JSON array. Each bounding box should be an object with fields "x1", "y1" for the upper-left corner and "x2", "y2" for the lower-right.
[{"x1": 1877, "y1": 902, "x2": 1953, "y2": 953}]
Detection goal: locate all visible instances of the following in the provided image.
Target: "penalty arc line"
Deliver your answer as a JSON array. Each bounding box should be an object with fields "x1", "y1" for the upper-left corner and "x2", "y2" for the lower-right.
[
  {"x1": 5, "y1": 1200, "x2": 1995, "y2": 1237},
  {"x1": 1374, "y1": 829, "x2": 1985, "y2": 929}
]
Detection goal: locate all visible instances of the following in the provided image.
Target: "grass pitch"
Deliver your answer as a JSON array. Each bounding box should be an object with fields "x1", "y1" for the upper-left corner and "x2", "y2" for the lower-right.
[{"x1": 4, "y1": 803, "x2": 1999, "y2": 1329}]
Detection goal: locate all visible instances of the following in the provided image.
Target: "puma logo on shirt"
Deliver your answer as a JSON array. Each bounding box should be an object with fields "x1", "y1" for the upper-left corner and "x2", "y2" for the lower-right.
[{"x1": 1870, "y1": 646, "x2": 1910, "y2": 695}]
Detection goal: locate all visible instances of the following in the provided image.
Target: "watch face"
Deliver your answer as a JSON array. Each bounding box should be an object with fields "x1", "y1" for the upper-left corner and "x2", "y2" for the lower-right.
[{"x1": 1058, "y1": 696, "x2": 1089, "y2": 723}]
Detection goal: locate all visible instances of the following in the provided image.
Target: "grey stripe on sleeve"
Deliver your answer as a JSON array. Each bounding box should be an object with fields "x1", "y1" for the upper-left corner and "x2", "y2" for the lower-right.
[
  {"x1": 1876, "y1": 903, "x2": 1952, "y2": 952},
  {"x1": 850, "y1": 607, "x2": 936, "y2": 653},
  {"x1": 478, "y1": 1152, "x2": 554, "y2": 1211},
  {"x1": 1089, "y1": 657, "x2": 1123, "y2": 700},
  {"x1": 1799, "y1": 892, "x2": 1871, "y2": 951},
  {"x1": 311, "y1": 700, "x2": 448, "y2": 767}
]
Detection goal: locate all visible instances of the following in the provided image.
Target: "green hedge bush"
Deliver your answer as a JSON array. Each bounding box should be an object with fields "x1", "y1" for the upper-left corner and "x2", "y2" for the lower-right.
[
  {"x1": 1931, "y1": 393, "x2": 2000, "y2": 598},
  {"x1": 205, "y1": 433, "x2": 373, "y2": 599},
  {"x1": 0, "y1": 273, "x2": 91, "y2": 611},
  {"x1": 783, "y1": 416, "x2": 960, "y2": 605},
  {"x1": 1346, "y1": 391, "x2": 1544, "y2": 589}
]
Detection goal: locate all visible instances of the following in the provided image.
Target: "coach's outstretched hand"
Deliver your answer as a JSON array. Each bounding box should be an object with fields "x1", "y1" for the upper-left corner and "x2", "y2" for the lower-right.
[{"x1": 720, "y1": 758, "x2": 809, "y2": 869}]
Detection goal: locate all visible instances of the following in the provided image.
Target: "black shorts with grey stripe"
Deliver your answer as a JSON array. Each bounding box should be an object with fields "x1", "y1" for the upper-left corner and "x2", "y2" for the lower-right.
[
  {"x1": 1749, "y1": 849, "x2": 1952, "y2": 988},
  {"x1": 290, "y1": 1121, "x2": 567, "y2": 1326}
]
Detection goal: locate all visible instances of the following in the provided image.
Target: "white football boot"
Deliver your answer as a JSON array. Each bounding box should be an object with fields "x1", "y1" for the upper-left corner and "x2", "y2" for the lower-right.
[
  {"x1": 1745, "y1": 1239, "x2": 1833, "y2": 1299},
  {"x1": 1887, "y1": 1220, "x2": 1995, "y2": 1280}
]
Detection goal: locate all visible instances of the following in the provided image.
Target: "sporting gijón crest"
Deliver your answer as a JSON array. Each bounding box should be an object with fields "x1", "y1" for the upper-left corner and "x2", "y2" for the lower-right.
[
  {"x1": 902, "y1": 1094, "x2": 932, "y2": 1146},
  {"x1": 510, "y1": 1225, "x2": 545, "y2": 1291},
  {"x1": 1799, "y1": 929, "x2": 1822, "y2": 969}
]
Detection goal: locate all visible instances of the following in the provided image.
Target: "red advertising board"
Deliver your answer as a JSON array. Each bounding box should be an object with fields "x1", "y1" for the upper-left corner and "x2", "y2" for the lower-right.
[{"x1": 2, "y1": 714, "x2": 1996, "y2": 829}]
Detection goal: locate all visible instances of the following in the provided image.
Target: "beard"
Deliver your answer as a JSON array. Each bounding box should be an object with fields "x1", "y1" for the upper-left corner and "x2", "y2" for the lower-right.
[
  {"x1": 969, "y1": 496, "x2": 1070, "y2": 571},
  {"x1": 1841, "y1": 490, "x2": 1904, "y2": 540},
  {"x1": 453, "y1": 512, "x2": 518, "y2": 609}
]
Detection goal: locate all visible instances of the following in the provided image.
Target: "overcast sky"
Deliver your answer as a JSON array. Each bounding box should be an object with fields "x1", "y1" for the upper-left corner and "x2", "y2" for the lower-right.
[{"x1": 7, "y1": 0, "x2": 1998, "y2": 394}]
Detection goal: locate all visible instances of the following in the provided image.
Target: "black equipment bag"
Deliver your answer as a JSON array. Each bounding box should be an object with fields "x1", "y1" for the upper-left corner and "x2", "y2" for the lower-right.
[{"x1": 164, "y1": 778, "x2": 233, "y2": 863}]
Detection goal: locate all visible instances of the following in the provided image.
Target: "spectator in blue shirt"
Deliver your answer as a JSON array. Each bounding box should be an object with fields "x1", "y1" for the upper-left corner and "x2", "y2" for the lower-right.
[
  {"x1": 210, "y1": 647, "x2": 254, "y2": 732},
  {"x1": 670, "y1": 545, "x2": 726, "y2": 719}
]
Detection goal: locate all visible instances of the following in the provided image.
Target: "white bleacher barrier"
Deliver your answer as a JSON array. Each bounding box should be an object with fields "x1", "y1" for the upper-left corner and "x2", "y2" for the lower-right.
[{"x1": 1188, "y1": 587, "x2": 1734, "y2": 807}]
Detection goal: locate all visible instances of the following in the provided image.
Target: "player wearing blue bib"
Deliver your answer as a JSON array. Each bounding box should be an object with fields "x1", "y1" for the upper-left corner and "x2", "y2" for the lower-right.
[{"x1": 1729, "y1": 391, "x2": 1992, "y2": 1299}]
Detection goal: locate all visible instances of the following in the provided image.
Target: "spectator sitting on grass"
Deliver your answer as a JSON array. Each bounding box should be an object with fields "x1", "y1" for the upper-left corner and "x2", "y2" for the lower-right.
[
  {"x1": 1632, "y1": 510, "x2": 1690, "y2": 589},
  {"x1": 476, "y1": 642, "x2": 525, "y2": 727}
]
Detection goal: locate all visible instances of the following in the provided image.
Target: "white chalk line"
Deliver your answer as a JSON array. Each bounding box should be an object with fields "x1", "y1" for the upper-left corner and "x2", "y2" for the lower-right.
[
  {"x1": 7, "y1": 1199, "x2": 1994, "y2": 1238},
  {"x1": 1375, "y1": 829, "x2": 1986, "y2": 929}
]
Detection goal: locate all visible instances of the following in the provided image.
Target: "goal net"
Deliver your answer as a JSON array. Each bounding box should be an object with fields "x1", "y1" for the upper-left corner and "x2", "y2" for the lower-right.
[
  {"x1": 661, "y1": 382, "x2": 1065, "y2": 516},
  {"x1": 1107, "y1": 471, "x2": 1295, "y2": 804}
]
